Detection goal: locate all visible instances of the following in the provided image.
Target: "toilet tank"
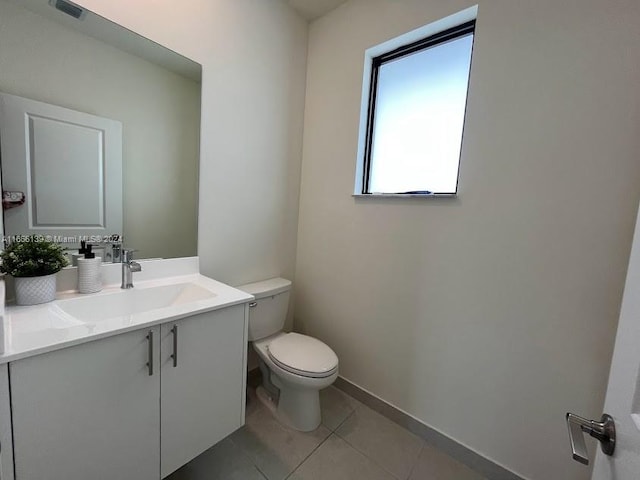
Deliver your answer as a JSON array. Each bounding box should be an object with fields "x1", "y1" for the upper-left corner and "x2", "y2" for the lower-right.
[{"x1": 238, "y1": 278, "x2": 291, "y2": 341}]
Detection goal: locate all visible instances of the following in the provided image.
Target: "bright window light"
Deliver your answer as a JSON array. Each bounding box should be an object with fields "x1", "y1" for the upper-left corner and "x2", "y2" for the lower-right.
[{"x1": 361, "y1": 21, "x2": 475, "y2": 195}]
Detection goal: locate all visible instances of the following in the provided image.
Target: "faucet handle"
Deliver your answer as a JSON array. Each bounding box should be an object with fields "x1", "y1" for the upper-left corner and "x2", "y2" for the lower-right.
[
  {"x1": 110, "y1": 243, "x2": 122, "y2": 263},
  {"x1": 122, "y1": 249, "x2": 138, "y2": 262}
]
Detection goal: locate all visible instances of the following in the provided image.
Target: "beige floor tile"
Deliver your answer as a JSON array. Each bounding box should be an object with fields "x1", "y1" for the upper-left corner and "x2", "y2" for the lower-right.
[
  {"x1": 165, "y1": 437, "x2": 266, "y2": 480},
  {"x1": 289, "y1": 434, "x2": 396, "y2": 480},
  {"x1": 408, "y1": 443, "x2": 486, "y2": 480},
  {"x1": 171, "y1": 386, "x2": 486, "y2": 480},
  {"x1": 320, "y1": 386, "x2": 361, "y2": 431},
  {"x1": 230, "y1": 401, "x2": 331, "y2": 480},
  {"x1": 336, "y1": 403, "x2": 424, "y2": 479}
]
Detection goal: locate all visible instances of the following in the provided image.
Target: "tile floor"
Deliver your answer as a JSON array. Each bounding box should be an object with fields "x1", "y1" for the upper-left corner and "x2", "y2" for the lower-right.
[{"x1": 167, "y1": 385, "x2": 487, "y2": 480}]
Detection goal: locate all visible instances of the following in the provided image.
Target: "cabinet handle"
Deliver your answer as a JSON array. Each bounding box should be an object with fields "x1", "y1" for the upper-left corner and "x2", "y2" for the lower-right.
[
  {"x1": 171, "y1": 324, "x2": 178, "y2": 367},
  {"x1": 146, "y1": 330, "x2": 154, "y2": 376}
]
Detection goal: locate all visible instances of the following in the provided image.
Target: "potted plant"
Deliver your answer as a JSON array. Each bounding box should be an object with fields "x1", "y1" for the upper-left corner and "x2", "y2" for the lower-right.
[{"x1": 1, "y1": 237, "x2": 69, "y2": 305}]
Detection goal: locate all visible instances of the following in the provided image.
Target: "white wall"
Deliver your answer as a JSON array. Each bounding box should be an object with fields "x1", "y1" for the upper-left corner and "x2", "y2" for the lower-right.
[
  {"x1": 0, "y1": 0, "x2": 200, "y2": 259},
  {"x1": 72, "y1": 1, "x2": 308, "y2": 325},
  {"x1": 295, "y1": 1, "x2": 640, "y2": 479}
]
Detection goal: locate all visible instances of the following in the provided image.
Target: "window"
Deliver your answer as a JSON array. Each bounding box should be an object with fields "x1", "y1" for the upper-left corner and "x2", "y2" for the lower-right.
[{"x1": 357, "y1": 18, "x2": 475, "y2": 196}]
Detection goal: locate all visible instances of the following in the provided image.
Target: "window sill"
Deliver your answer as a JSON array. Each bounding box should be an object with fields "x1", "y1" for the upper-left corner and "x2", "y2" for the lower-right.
[{"x1": 352, "y1": 193, "x2": 457, "y2": 199}]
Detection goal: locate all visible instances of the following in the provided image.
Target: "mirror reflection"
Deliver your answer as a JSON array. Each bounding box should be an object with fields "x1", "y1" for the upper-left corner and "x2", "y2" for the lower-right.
[{"x1": 0, "y1": 0, "x2": 201, "y2": 262}]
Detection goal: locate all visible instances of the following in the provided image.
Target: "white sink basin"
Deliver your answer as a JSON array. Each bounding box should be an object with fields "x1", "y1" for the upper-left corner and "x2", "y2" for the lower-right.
[
  {"x1": 56, "y1": 283, "x2": 216, "y2": 322},
  {"x1": 2, "y1": 265, "x2": 255, "y2": 364}
]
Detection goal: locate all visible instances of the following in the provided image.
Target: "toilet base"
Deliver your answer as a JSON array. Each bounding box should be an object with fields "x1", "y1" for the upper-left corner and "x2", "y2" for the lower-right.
[
  {"x1": 255, "y1": 384, "x2": 322, "y2": 432},
  {"x1": 255, "y1": 386, "x2": 278, "y2": 417},
  {"x1": 252, "y1": 335, "x2": 338, "y2": 432}
]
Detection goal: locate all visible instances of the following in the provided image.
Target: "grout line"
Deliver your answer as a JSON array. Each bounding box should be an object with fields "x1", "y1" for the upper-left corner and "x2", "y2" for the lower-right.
[
  {"x1": 284, "y1": 430, "x2": 333, "y2": 480},
  {"x1": 404, "y1": 443, "x2": 425, "y2": 480},
  {"x1": 284, "y1": 389, "x2": 359, "y2": 477},
  {"x1": 331, "y1": 408, "x2": 355, "y2": 432},
  {"x1": 243, "y1": 385, "x2": 410, "y2": 480},
  {"x1": 331, "y1": 392, "x2": 411, "y2": 480},
  {"x1": 226, "y1": 436, "x2": 272, "y2": 480},
  {"x1": 334, "y1": 377, "x2": 523, "y2": 480},
  {"x1": 254, "y1": 464, "x2": 269, "y2": 480},
  {"x1": 228, "y1": 436, "x2": 258, "y2": 463},
  {"x1": 333, "y1": 429, "x2": 403, "y2": 480}
]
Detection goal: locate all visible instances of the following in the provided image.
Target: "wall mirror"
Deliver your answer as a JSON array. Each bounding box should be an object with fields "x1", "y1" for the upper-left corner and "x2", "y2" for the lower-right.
[{"x1": 0, "y1": 0, "x2": 201, "y2": 263}]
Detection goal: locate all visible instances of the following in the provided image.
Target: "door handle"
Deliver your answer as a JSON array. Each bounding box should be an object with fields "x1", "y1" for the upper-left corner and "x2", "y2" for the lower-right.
[{"x1": 566, "y1": 412, "x2": 615, "y2": 465}]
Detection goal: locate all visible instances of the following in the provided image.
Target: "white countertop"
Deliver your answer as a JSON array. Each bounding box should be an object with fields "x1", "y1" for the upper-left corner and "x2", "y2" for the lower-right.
[{"x1": 0, "y1": 272, "x2": 253, "y2": 364}]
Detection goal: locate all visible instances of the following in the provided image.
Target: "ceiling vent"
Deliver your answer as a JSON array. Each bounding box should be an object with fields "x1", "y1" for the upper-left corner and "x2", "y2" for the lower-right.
[{"x1": 49, "y1": 0, "x2": 86, "y2": 20}]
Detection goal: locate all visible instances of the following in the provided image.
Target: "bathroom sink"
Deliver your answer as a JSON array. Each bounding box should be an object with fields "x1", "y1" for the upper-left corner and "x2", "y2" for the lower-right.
[
  {"x1": 56, "y1": 282, "x2": 216, "y2": 322},
  {"x1": 1, "y1": 267, "x2": 254, "y2": 363}
]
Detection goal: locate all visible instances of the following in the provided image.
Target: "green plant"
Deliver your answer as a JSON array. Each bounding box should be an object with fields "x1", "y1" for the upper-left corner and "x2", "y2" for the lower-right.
[{"x1": 0, "y1": 237, "x2": 69, "y2": 277}]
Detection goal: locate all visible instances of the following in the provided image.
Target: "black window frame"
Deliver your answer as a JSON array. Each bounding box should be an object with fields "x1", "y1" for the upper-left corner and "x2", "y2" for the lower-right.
[{"x1": 361, "y1": 20, "x2": 476, "y2": 196}]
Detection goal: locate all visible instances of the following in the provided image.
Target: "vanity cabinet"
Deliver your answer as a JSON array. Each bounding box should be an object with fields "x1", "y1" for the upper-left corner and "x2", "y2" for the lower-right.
[
  {"x1": 160, "y1": 304, "x2": 246, "y2": 477},
  {"x1": 10, "y1": 327, "x2": 161, "y2": 480},
  {"x1": 6, "y1": 303, "x2": 248, "y2": 480}
]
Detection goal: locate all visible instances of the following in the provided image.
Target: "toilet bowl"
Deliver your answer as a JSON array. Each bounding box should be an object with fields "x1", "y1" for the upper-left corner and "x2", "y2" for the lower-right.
[{"x1": 239, "y1": 278, "x2": 338, "y2": 432}]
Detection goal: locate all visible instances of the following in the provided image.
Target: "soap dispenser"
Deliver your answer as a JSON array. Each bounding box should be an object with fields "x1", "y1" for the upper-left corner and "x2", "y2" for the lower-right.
[
  {"x1": 71, "y1": 240, "x2": 89, "y2": 267},
  {"x1": 77, "y1": 244, "x2": 102, "y2": 294}
]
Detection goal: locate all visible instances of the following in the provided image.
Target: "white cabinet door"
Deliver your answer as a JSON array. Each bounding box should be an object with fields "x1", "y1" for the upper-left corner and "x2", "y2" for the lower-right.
[
  {"x1": 160, "y1": 304, "x2": 248, "y2": 478},
  {"x1": 10, "y1": 327, "x2": 160, "y2": 480}
]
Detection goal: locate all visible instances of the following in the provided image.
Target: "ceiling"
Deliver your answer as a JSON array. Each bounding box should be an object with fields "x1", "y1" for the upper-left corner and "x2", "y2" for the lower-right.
[{"x1": 287, "y1": 0, "x2": 348, "y2": 21}]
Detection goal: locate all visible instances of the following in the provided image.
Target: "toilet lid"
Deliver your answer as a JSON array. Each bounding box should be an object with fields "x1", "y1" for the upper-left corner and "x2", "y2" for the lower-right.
[{"x1": 268, "y1": 333, "x2": 338, "y2": 378}]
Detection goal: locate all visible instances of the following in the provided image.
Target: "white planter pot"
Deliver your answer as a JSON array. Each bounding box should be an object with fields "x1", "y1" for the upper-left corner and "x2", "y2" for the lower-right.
[{"x1": 14, "y1": 273, "x2": 57, "y2": 306}]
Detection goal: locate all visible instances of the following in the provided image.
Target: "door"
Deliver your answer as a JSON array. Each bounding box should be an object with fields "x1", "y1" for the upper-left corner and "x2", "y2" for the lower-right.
[
  {"x1": 160, "y1": 304, "x2": 247, "y2": 478},
  {"x1": 0, "y1": 92, "x2": 122, "y2": 243},
  {"x1": 588, "y1": 204, "x2": 640, "y2": 478},
  {"x1": 10, "y1": 327, "x2": 160, "y2": 480}
]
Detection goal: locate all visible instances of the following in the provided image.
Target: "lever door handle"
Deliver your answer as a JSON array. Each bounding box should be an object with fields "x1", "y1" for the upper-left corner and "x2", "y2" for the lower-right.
[{"x1": 566, "y1": 412, "x2": 615, "y2": 465}]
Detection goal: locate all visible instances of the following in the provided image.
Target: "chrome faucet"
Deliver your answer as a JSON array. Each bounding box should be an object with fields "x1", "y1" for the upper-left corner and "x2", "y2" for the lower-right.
[{"x1": 121, "y1": 249, "x2": 141, "y2": 289}]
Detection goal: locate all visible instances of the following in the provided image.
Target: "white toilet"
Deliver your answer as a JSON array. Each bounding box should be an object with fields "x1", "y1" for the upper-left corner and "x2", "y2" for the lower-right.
[{"x1": 239, "y1": 277, "x2": 338, "y2": 432}]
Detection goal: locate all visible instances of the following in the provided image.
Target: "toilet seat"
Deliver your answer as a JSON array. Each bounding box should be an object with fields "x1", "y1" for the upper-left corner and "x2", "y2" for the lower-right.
[{"x1": 268, "y1": 333, "x2": 338, "y2": 379}]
